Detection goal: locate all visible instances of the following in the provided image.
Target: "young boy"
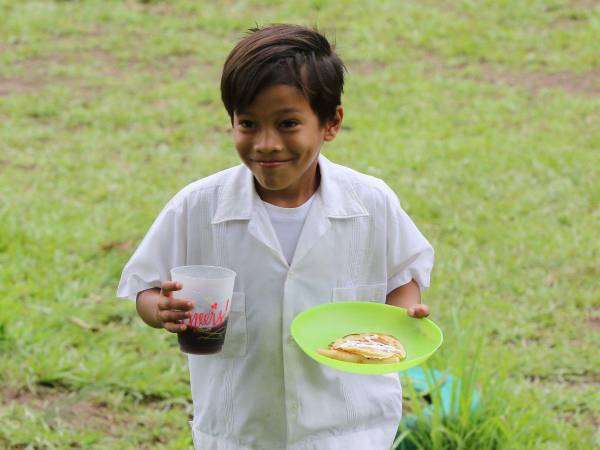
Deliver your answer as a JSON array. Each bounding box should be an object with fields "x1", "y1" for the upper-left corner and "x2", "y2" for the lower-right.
[{"x1": 118, "y1": 24, "x2": 433, "y2": 450}]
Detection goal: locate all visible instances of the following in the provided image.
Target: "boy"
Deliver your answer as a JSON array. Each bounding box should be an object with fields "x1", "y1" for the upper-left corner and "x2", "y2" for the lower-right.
[{"x1": 118, "y1": 24, "x2": 433, "y2": 450}]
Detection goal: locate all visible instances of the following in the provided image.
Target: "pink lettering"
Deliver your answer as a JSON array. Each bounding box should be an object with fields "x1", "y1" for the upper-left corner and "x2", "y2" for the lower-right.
[
  {"x1": 188, "y1": 313, "x2": 201, "y2": 328},
  {"x1": 187, "y1": 300, "x2": 230, "y2": 328},
  {"x1": 202, "y1": 311, "x2": 213, "y2": 326},
  {"x1": 216, "y1": 299, "x2": 230, "y2": 325}
]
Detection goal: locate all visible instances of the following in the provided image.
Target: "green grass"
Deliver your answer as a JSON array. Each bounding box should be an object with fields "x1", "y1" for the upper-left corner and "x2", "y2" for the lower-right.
[{"x1": 1, "y1": 0, "x2": 599, "y2": 448}]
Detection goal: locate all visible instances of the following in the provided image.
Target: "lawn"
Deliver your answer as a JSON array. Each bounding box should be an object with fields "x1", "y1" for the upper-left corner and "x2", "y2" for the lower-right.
[{"x1": 1, "y1": 0, "x2": 599, "y2": 448}]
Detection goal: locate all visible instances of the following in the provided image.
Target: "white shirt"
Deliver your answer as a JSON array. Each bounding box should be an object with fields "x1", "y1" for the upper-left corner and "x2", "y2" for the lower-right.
[
  {"x1": 117, "y1": 155, "x2": 434, "y2": 450},
  {"x1": 263, "y1": 195, "x2": 315, "y2": 265}
]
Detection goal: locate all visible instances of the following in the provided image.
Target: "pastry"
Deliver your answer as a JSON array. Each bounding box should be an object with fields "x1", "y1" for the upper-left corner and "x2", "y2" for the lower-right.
[{"x1": 317, "y1": 333, "x2": 406, "y2": 364}]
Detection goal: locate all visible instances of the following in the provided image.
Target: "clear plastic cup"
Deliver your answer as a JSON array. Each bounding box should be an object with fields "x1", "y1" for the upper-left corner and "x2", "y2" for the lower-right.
[{"x1": 169, "y1": 265, "x2": 236, "y2": 355}]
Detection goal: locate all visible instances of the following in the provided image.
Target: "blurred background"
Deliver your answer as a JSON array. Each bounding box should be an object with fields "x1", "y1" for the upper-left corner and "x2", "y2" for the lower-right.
[{"x1": 0, "y1": 1, "x2": 598, "y2": 448}]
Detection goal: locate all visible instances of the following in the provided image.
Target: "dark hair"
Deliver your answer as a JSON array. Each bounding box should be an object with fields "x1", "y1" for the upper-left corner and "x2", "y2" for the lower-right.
[{"x1": 221, "y1": 24, "x2": 345, "y2": 125}]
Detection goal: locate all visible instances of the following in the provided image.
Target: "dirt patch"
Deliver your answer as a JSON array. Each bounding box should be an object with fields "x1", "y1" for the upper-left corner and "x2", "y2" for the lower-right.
[
  {"x1": 1, "y1": 386, "x2": 193, "y2": 448},
  {"x1": 358, "y1": 51, "x2": 600, "y2": 96},
  {"x1": 524, "y1": 376, "x2": 600, "y2": 431},
  {"x1": 347, "y1": 59, "x2": 389, "y2": 76},
  {"x1": 0, "y1": 79, "x2": 40, "y2": 96},
  {"x1": 0, "y1": 159, "x2": 38, "y2": 170},
  {"x1": 415, "y1": 0, "x2": 460, "y2": 13},
  {"x1": 154, "y1": 55, "x2": 215, "y2": 79},
  {"x1": 0, "y1": 51, "x2": 68, "y2": 94},
  {"x1": 101, "y1": 239, "x2": 134, "y2": 252},
  {"x1": 525, "y1": 372, "x2": 600, "y2": 385},
  {"x1": 2, "y1": 388, "x2": 121, "y2": 430},
  {"x1": 0, "y1": 48, "x2": 124, "y2": 96},
  {"x1": 419, "y1": 50, "x2": 600, "y2": 96},
  {"x1": 143, "y1": 1, "x2": 187, "y2": 17},
  {"x1": 562, "y1": 410, "x2": 600, "y2": 431},
  {"x1": 2, "y1": 387, "x2": 131, "y2": 436},
  {"x1": 2, "y1": 387, "x2": 66, "y2": 405},
  {"x1": 0, "y1": 47, "x2": 214, "y2": 96},
  {"x1": 570, "y1": 0, "x2": 600, "y2": 8},
  {"x1": 587, "y1": 317, "x2": 600, "y2": 330},
  {"x1": 475, "y1": 64, "x2": 600, "y2": 95}
]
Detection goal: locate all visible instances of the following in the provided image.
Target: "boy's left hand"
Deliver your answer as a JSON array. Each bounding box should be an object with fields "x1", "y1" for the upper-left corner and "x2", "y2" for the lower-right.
[
  {"x1": 386, "y1": 280, "x2": 430, "y2": 318},
  {"x1": 407, "y1": 304, "x2": 430, "y2": 318}
]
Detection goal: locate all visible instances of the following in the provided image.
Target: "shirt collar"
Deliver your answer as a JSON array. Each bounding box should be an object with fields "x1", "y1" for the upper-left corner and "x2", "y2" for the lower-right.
[{"x1": 211, "y1": 154, "x2": 369, "y2": 224}]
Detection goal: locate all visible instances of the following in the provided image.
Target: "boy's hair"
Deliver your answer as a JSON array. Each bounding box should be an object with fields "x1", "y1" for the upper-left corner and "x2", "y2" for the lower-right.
[{"x1": 221, "y1": 24, "x2": 345, "y2": 125}]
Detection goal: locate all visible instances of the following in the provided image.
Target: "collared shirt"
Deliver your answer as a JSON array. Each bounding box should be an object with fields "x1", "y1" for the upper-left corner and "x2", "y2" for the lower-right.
[{"x1": 117, "y1": 155, "x2": 434, "y2": 450}]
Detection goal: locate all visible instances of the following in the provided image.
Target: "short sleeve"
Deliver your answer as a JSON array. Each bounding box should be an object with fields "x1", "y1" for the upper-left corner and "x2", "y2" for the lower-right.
[
  {"x1": 116, "y1": 197, "x2": 188, "y2": 300},
  {"x1": 384, "y1": 184, "x2": 434, "y2": 293}
]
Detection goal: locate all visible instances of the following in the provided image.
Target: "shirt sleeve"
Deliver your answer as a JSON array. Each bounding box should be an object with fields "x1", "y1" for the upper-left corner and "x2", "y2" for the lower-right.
[
  {"x1": 116, "y1": 196, "x2": 188, "y2": 300},
  {"x1": 383, "y1": 184, "x2": 434, "y2": 293}
]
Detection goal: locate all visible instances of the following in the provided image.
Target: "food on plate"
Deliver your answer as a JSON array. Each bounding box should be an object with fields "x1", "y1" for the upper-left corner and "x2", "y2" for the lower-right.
[{"x1": 317, "y1": 333, "x2": 406, "y2": 364}]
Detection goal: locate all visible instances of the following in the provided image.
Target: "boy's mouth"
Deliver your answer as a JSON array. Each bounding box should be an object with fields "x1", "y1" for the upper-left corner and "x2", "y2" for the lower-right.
[{"x1": 253, "y1": 159, "x2": 292, "y2": 168}]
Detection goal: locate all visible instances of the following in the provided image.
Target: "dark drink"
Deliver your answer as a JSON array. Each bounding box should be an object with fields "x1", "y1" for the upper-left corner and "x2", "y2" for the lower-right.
[{"x1": 178, "y1": 320, "x2": 228, "y2": 355}]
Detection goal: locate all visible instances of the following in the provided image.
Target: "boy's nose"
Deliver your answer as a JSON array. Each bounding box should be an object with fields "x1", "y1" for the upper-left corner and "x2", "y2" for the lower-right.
[{"x1": 253, "y1": 128, "x2": 283, "y2": 153}]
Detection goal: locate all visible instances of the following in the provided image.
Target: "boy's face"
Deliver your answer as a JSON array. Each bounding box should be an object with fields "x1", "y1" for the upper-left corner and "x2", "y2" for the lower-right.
[{"x1": 232, "y1": 84, "x2": 343, "y2": 207}]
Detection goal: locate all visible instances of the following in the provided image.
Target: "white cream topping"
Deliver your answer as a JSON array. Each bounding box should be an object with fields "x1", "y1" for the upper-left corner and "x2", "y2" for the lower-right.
[{"x1": 333, "y1": 335, "x2": 399, "y2": 355}]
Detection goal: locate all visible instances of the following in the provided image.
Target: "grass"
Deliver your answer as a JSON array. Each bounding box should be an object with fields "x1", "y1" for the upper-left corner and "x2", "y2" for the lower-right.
[{"x1": 1, "y1": 0, "x2": 599, "y2": 448}]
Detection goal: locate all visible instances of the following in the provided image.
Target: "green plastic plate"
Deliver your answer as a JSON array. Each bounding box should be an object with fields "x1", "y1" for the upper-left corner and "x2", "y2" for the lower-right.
[{"x1": 291, "y1": 302, "x2": 443, "y2": 374}]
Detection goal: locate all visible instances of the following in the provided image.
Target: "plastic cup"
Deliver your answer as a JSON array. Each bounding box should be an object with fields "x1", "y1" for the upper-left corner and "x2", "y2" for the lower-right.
[{"x1": 170, "y1": 265, "x2": 236, "y2": 355}]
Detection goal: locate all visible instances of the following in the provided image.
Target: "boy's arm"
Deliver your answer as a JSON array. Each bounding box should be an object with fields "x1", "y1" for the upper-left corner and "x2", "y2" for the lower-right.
[
  {"x1": 136, "y1": 281, "x2": 194, "y2": 332},
  {"x1": 385, "y1": 279, "x2": 430, "y2": 318}
]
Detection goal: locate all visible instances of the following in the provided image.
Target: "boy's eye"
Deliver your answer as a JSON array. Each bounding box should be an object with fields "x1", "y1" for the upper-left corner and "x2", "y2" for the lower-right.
[
  {"x1": 280, "y1": 120, "x2": 299, "y2": 129},
  {"x1": 238, "y1": 120, "x2": 256, "y2": 129}
]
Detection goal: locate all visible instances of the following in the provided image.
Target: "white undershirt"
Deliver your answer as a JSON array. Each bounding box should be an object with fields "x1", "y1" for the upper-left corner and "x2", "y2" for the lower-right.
[{"x1": 262, "y1": 195, "x2": 316, "y2": 265}]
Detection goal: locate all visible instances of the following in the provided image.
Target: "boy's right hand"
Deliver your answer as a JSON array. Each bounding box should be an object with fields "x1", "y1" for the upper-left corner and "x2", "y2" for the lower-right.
[{"x1": 155, "y1": 281, "x2": 195, "y2": 333}]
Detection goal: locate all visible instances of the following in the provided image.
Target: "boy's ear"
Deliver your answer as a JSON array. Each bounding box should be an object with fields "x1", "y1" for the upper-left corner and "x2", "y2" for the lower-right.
[{"x1": 324, "y1": 105, "x2": 344, "y2": 142}]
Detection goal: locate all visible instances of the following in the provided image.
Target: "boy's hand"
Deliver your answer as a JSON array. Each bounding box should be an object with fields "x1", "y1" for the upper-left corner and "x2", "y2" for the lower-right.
[
  {"x1": 386, "y1": 280, "x2": 430, "y2": 319},
  {"x1": 155, "y1": 281, "x2": 195, "y2": 333},
  {"x1": 406, "y1": 303, "x2": 430, "y2": 318}
]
